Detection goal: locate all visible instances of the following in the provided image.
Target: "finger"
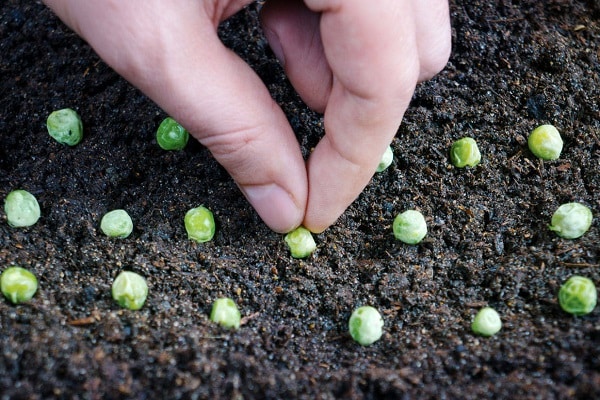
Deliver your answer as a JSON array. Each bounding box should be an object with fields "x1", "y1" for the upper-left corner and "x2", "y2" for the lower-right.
[
  {"x1": 260, "y1": 0, "x2": 331, "y2": 112},
  {"x1": 301, "y1": 0, "x2": 423, "y2": 232},
  {"x1": 261, "y1": 0, "x2": 451, "y2": 112},
  {"x1": 43, "y1": 0, "x2": 307, "y2": 233},
  {"x1": 412, "y1": 0, "x2": 452, "y2": 81}
]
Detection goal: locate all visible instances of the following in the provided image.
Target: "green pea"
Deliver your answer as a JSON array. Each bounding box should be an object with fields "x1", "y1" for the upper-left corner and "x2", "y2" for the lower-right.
[
  {"x1": 284, "y1": 226, "x2": 316, "y2": 258},
  {"x1": 46, "y1": 108, "x2": 83, "y2": 146},
  {"x1": 210, "y1": 297, "x2": 241, "y2": 329},
  {"x1": 4, "y1": 189, "x2": 41, "y2": 228},
  {"x1": 111, "y1": 271, "x2": 148, "y2": 310},
  {"x1": 558, "y1": 276, "x2": 597, "y2": 316},
  {"x1": 471, "y1": 307, "x2": 502, "y2": 337},
  {"x1": 548, "y1": 202, "x2": 592, "y2": 239},
  {"x1": 376, "y1": 145, "x2": 394, "y2": 173},
  {"x1": 393, "y1": 210, "x2": 427, "y2": 245},
  {"x1": 450, "y1": 137, "x2": 481, "y2": 168},
  {"x1": 528, "y1": 124, "x2": 563, "y2": 160},
  {"x1": 156, "y1": 117, "x2": 189, "y2": 150},
  {"x1": 348, "y1": 306, "x2": 384, "y2": 346},
  {"x1": 100, "y1": 209, "x2": 133, "y2": 238},
  {"x1": 1, "y1": 266, "x2": 38, "y2": 304},
  {"x1": 184, "y1": 205, "x2": 215, "y2": 243}
]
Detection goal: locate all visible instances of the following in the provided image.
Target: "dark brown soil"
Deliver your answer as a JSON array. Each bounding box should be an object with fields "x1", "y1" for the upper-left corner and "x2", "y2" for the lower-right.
[{"x1": 1, "y1": 1, "x2": 599, "y2": 399}]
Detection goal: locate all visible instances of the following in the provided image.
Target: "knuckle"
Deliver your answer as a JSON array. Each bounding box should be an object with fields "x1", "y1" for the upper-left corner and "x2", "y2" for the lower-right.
[{"x1": 199, "y1": 123, "x2": 265, "y2": 171}]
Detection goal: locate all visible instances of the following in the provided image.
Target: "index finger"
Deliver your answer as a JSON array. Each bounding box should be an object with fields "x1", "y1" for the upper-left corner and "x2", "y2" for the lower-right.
[
  {"x1": 302, "y1": 0, "x2": 421, "y2": 232},
  {"x1": 43, "y1": 0, "x2": 309, "y2": 233}
]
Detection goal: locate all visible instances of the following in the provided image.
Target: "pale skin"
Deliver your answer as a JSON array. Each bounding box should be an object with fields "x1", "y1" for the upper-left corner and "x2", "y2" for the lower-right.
[{"x1": 43, "y1": 0, "x2": 451, "y2": 233}]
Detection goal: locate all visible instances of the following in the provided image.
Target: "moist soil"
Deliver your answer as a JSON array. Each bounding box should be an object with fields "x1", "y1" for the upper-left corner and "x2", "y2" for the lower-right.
[{"x1": 1, "y1": 1, "x2": 599, "y2": 399}]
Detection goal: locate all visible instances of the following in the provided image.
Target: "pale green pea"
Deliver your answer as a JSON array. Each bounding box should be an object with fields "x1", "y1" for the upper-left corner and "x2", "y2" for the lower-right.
[
  {"x1": 46, "y1": 108, "x2": 83, "y2": 146},
  {"x1": 156, "y1": 117, "x2": 189, "y2": 150},
  {"x1": 558, "y1": 276, "x2": 597, "y2": 316},
  {"x1": 100, "y1": 209, "x2": 133, "y2": 238},
  {"x1": 348, "y1": 306, "x2": 384, "y2": 346},
  {"x1": 1, "y1": 266, "x2": 38, "y2": 304},
  {"x1": 393, "y1": 210, "x2": 427, "y2": 244},
  {"x1": 548, "y1": 202, "x2": 592, "y2": 239},
  {"x1": 4, "y1": 189, "x2": 41, "y2": 228},
  {"x1": 528, "y1": 124, "x2": 563, "y2": 160},
  {"x1": 284, "y1": 226, "x2": 316, "y2": 258},
  {"x1": 376, "y1": 146, "x2": 394, "y2": 173},
  {"x1": 471, "y1": 307, "x2": 502, "y2": 336},
  {"x1": 210, "y1": 297, "x2": 241, "y2": 329},
  {"x1": 111, "y1": 271, "x2": 148, "y2": 310},
  {"x1": 184, "y1": 205, "x2": 215, "y2": 243},
  {"x1": 450, "y1": 137, "x2": 481, "y2": 168}
]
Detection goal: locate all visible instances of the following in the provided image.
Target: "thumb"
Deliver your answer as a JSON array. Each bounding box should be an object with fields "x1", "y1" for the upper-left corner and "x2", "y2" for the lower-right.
[
  {"x1": 185, "y1": 45, "x2": 307, "y2": 233},
  {"x1": 43, "y1": 0, "x2": 307, "y2": 233}
]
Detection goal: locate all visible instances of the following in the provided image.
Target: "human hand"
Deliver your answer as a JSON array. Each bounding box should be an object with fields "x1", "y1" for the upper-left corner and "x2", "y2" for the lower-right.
[
  {"x1": 261, "y1": 0, "x2": 451, "y2": 232},
  {"x1": 43, "y1": 0, "x2": 451, "y2": 233}
]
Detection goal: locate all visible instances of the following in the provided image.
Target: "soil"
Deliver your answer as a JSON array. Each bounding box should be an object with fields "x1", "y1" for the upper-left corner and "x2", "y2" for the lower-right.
[{"x1": 1, "y1": 0, "x2": 599, "y2": 399}]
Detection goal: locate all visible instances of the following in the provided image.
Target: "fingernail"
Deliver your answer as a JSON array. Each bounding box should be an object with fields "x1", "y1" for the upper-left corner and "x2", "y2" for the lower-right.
[
  {"x1": 264, "y1": 27, "x2": 286, "y2": 68},
  {"x1": 241, "y1": 183, "x2": 301, "y2": 233}
]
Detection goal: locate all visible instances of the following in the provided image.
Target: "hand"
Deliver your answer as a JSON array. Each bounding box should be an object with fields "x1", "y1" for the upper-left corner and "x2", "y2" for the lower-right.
[
  {"x1": 43, "y1": 0, "x2": 451, "y2": 233},
  {"x1": 261, "y1": 0, "x2": 451, "y2": 232}
]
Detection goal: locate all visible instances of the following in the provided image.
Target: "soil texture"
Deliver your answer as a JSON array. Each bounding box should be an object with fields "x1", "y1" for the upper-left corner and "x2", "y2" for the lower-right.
[{"x1": 1, "y1": 0, "x2": 599, "y2": 399}]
